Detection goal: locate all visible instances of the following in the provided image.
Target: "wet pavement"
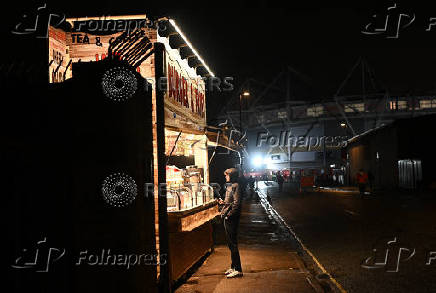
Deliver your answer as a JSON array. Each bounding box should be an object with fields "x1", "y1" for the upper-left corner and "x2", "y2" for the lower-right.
[{"x1": 175, "y1": 190, "x2": 323, "y2": 293}]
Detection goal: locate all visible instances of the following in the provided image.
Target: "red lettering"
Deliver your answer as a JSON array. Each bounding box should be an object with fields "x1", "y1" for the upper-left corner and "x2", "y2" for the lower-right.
[
  {"x1": 183, "y1": 78, "x2": 188, "y2": 107},
  {"x1": 190, "y1": 84, "x2": 194, "y2": 111},
  {"x1": 199, "y1": 92, "x2": 204, "y2": 117},
  {"x1": 195, "y1": 88, "x2": 200, "y2": 114},
  {"x1": 175, "y1": 71, "x2": 180, "y2": 103},
  {"x1": 168, "y1": 64, "x2": 173, "y2": 98},
  {"x1": 165, "y1": 64, "x2": 205, "y2": 117}
]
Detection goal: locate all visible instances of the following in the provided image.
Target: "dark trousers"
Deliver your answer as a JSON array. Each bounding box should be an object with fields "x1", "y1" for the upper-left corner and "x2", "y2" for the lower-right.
[
  {"x1": 278, "y1": 183, "x2": 283, "y2": 193},
  {"x1": 224, "y1": 216, "x2": 242, "y2": 272}
]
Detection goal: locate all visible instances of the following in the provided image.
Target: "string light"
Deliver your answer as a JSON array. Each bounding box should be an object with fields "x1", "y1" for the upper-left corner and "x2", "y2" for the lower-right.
[{"x1": 168, "y1": 19, "x2": 215, "y2": 77}]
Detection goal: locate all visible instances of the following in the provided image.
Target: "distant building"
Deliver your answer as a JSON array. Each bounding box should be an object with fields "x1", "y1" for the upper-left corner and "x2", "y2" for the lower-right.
[
  {"x1": 345, "y1": 114, "x2": 436, "y2": 191},
  {"x1": 215, "y1": 64, "x2": 436, "y2": 181}
]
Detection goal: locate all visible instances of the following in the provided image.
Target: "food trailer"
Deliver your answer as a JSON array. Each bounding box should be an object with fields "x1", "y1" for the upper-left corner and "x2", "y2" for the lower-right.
[{"x1": 47, "y1": 15, "x2": 230, "y2": 289}]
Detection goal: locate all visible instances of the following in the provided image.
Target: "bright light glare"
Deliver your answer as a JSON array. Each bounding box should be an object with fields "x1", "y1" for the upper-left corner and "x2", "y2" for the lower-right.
[
  {"x1": 243, "y1": 91, "x2": 250, "y2": 96},
  {"x1": 252, "y1": 156, "x2": 263, "y2": 167}
]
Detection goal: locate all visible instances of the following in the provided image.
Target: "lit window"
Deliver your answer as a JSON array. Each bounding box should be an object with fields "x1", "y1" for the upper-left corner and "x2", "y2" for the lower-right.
[
  {"x1": 277, "y1": 111, "x2": 288, "y2": 119},
  {"x1": 390, "y1": 100, "x2": 407, "y2": 110},
  {"x1": 419, "y1": 99, "x2": 436, "y2": 109},
  {"x1": 345, "y1": 103, "x2": 364, "y2": 112},
  {"x1": 398, "y1": 101, "x2": 407, "y2": 109},
  {"x1": 307, "y1": 105, "x2": 324, "y2": 117}
]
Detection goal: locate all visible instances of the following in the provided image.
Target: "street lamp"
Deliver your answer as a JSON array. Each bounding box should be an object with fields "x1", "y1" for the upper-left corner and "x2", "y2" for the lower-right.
[
  {"x1": 239, "y1": 91, "x2": 250, "y2": 169},
  {"x1": 340, "y1": 122, "x2": 351, "y2": 139},
  {"x1": 239, "y1": 91, "x2": 250, "y2": 132}
]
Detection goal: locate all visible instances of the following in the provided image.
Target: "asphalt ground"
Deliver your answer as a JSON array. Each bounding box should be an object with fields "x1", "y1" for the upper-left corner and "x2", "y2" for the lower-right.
[{"x1": 261, "y1": 182, "x2": 436, "y2": 293}]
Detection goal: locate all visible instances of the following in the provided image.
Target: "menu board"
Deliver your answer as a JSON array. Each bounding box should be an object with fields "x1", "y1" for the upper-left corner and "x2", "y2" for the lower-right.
[{"x1": 48, "y1": 27, "x2": 72, "y2": 83}]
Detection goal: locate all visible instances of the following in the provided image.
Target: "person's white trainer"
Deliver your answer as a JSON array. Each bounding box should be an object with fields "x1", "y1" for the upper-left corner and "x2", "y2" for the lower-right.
[
  {"x1": 226, "y1": 270, "x2": 243, "y2": 278},
  {"x1": 224, "y1": 268, "x2": 234, "y2": 275}
]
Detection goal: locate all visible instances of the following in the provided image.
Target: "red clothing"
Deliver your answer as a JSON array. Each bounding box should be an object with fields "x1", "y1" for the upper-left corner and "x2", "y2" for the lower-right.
[{"x1": 356, "y1": 172, "x2": 368, "y2": 184}]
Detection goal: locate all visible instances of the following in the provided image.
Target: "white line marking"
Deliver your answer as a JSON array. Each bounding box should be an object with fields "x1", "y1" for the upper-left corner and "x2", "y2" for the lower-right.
[{"x1": 257, "y1": 188, "x2": 348, "y2": 293}]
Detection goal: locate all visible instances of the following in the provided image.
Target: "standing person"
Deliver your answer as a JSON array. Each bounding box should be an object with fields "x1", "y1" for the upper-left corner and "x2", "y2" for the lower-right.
[
  {"x1": 248, "y1": 175, "x2": 255, "y2": 196},
  {"x1": 276, "y1": 171, "x2": 284, "y2": 193},
  {"x1": 218, "y1": 168, "x2": 243, "y2": 278},
  {"x1": 296, "y1": 171, "x2": 301, "y2": 192},
  {"x1": 356, "y1": 169, "x2": 368, "y2": 198}
]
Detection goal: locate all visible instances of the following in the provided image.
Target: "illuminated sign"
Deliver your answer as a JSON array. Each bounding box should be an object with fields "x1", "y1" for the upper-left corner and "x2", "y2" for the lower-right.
[{"x1": 167, "y1": 64, "x2": 205, "y2": 118}]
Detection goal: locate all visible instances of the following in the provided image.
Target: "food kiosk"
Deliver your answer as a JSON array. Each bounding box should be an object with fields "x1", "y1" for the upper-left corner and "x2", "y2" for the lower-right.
[{"x1": 47, "y1": 15, "x2": 226, "y2": 288}]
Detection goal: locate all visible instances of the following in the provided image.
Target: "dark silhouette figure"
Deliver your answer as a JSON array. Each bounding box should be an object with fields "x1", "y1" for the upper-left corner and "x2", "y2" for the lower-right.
[
  {"x1": 356, "y1": 169, "x2": 369, "y2": 198},
  {"x1": 219, "y1": 168, "x2": 243, "y2": 278},
  {"x1": 276, "y1": 172, "x2": 284, "y2": 193}
]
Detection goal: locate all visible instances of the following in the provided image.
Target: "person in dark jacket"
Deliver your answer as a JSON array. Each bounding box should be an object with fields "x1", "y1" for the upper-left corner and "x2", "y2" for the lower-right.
[
  {"x1": 276, "y1": 171, "x2": 284, "y2": 193},
  {"x1": 248, "y1": 175, "x2": 255, "y2": 196},
  {"x1": 218, "y1": 168, "x2": 243, "y2": 278}
]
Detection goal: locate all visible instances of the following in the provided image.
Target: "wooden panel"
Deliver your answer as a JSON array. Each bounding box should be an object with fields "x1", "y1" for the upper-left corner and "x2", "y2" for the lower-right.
[
  {"x1": 169, "y1": 223, "x2": 213, "y2": 282},
  {"x1": 168, "y1": 201, "x2": 219, "y2": 232}
]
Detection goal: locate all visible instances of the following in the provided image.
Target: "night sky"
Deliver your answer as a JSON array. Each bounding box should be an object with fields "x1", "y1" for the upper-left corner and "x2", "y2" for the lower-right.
[{"x1": 3, "y1": 1, "x2": 435, "y2": 118}]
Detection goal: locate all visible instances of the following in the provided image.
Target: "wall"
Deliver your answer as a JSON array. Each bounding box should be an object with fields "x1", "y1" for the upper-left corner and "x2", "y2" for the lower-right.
[
  {"x1": 348, "y1": 126, "x2": 399, "y2": 190},
  {"x1": 4, "y1": 60, "x2": 157, "y2": 293}
]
